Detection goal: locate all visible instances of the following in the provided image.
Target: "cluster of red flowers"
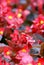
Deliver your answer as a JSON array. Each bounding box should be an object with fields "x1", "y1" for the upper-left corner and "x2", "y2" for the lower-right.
[
  {"x1": 0, "y1": 0, "x2": 44, "y2": 65},
  {"x1": 30, "y1": 15, "x2": 44, "y2": 37}
]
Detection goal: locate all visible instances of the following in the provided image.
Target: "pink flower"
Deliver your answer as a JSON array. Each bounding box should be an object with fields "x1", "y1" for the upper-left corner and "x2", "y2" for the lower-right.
[{"x1": 19, "y1": 54, "x2": 33, "y2": 65}]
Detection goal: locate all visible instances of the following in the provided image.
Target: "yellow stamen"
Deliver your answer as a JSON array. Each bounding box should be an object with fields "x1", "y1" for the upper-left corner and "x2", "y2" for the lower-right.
[
  {"x1": 17, "y1": 13, "x2": 22, "y2": 18},
  {"x1": 8, "y1": 16, "x2": 13, "y2": 20},
  {"x1": 27, "y1": 63, "x2": 32, "y2": 65},
  {"x1": 38, "y1": 63, "x2": 41, "y2": 65},
  {"x1": 0, "y1": 31, "x2": 3, "y2": 35},
  {"x1": 6, "y1": 51, "x2": 10, "y2": 55},
  {"x1": 40, "y1": 20, "x2": 44, "y2": 24},
  {"x1": 22, "y1": 49, "x2": 26, "y2": 52}
]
